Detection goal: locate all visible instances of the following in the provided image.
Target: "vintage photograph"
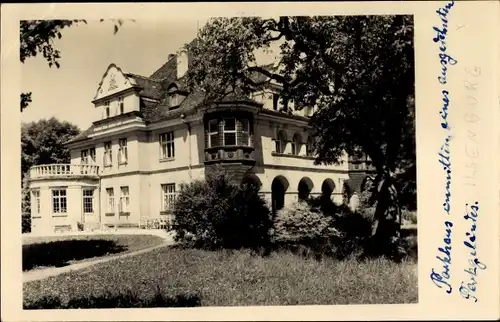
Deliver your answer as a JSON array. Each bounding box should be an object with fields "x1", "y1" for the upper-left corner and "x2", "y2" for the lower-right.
[{"x1": 20, "y1": 15, "x2": 417, "y2": 308}]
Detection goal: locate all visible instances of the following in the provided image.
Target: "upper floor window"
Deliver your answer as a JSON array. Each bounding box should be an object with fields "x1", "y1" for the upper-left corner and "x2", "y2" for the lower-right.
[
  {"x1": 159, "y1": 132, "x2": 175, "y2": 159},
  {"x1": 52, "y1": 189, "x2": 67, "y2": 214},
  {"x1": 118, "y1": 96, "x2": 124, "y2": 114},
  {"x1": 90, "y1": 148, "x2": 96, "y2": 164},
  {"x1": 206, "y1": 118, "x2": 251, "y2": 148},
  {"x1": 105, "y1": 101, "x2": 110, "y2": 118},
  {"x1": 306, "y1": 136, "x2": 314, "y2": 157},
  {"x1": 167, "y1": 86, "x2": 184, "y2": 109},
  {"x1": 222, "y1": 118, "x2": 236, "y2": 146},
  {"x1": 80, "y1": 150, "x2": 88, "y2": 164},
  {"x1": 104, "y1": 141, "x2": 112, "y2": 166},
  {"x1": 208, "y1": 120, "x2": 219, "y2": 147},
  {"x1": 291, "y1": 133, "x2": 301, "y2": 155},
  {"x1": 275, "y1": 130, "x2": 287, "y2": 154},
  {"x1": 32, "y1": 190, "x2": 40, "y2": 215},
  {"x1": 118, "y1": 138, "x2": 128, "y2": 164}
]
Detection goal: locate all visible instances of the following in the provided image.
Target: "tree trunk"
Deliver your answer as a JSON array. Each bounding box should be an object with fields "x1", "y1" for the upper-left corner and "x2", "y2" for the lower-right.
[{"x1": 370, "y1": 173, "x2": 402, "y2": 258}]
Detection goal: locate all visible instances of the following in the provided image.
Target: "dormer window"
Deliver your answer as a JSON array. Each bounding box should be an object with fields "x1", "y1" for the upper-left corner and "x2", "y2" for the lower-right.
[
  {"x1": 105, "y1": 101, "x2": 110, "y2": 118},
  {"x1": 167, "y1": 85, "x2": 184, "y2": 109},
  {"x1": 118, "y1": 96, "x2": 124, "y2": 114}
]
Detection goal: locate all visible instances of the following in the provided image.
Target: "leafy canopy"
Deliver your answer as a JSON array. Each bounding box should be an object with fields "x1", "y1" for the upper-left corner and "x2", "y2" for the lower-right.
[
  {"x1": 185, "y1": 16, "x2": 415, "y2": 176},
  {"x1": 21, "y1": 117, "x2": 80, "y2": 177}
]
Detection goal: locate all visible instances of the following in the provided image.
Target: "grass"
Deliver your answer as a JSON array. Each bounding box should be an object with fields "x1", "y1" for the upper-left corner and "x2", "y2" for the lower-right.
[
  {"x1": 22, "y1": 234, "x2": 164, "y2": 272},
  {"x1": 24, "y1": 247, "x2": 417, "y2": 308}
]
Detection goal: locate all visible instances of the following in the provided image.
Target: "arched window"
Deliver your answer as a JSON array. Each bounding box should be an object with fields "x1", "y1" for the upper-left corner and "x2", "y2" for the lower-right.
[
  {"x1": 275, "y1": 130, "x2": 287, "y2": 154},
  {"x1": 292, "y1": 133, "x2": 301, "y2": 155}
]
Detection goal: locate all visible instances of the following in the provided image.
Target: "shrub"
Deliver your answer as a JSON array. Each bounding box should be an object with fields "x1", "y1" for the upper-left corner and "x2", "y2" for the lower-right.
[
  {"x1": 173, "y1": 166, "x2": 272, "y2": 250},
  {"x1": 271, "y1": 201, "x2": 343, "y2": 251}
]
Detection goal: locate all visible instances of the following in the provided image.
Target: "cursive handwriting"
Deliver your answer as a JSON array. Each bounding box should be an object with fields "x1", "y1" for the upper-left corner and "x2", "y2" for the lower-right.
[
  {"x1": 431, "y1": 0, "x2": 457, "y2": 295},
  {"x1": 459, "y1": 202, "x2": 486, "y2": 302},
  {"x1": 430, "y1": 220, "x2": 454, "y2": 293},
  {"x1": 440, "y1": 135, "x2": 452, "y2": 215},
  {"x1": 433, "y1": 1, "x2": 458, "y2": 85}
]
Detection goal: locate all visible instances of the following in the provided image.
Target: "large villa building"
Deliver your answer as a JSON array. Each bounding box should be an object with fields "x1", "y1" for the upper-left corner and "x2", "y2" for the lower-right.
[{"x1": 28, "y1": 45, "x2": 374, "y2": 235}]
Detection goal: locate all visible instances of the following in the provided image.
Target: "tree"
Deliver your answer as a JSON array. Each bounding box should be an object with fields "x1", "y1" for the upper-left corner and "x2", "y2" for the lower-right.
[
  {"x1": 20, "y1": 19, "x2": 126, "y2": 111},
  {"x1": 21, "y1": 117, "x2": 81, "y2": 177},
  {"x1": 184, "y1": 16, "x2": 415, "y2": 254}
]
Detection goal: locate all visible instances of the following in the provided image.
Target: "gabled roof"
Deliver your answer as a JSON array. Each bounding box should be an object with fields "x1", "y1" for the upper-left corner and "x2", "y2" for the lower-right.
[{"x1": 74, "y1": 39, "x2": 282, "y2": 145}]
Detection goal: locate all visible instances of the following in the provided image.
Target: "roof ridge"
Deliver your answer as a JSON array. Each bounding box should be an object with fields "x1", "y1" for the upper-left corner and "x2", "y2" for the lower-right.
[{"x1": 125, "y1": 73, "x2": 161, "y2": 82}]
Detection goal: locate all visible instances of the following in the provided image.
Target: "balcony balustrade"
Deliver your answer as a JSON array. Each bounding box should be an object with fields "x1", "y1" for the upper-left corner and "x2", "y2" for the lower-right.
[{"x1": 29, "y1": 164, "x2": 100, "y2": 180}]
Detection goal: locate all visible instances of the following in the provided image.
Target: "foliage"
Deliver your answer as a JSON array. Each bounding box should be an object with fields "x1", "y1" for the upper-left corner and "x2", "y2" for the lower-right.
[
  {"x1": 271, "y1": 201, "x2": 343, "y2": 255},
  {"x1": 24, "y1": 247, "x2": 418, "y2": 308},
  {"x1": 402, "y1": 209, "x2": 417, "y2": 225},
  {"x1": 21, "y1": 117, "x2": 80, "y2": 177},
  {"x1": 22, "y1": 173, "x2": 31, "y2": 233},
  {"x1": 173, "y1": 166, "x2": 272, "y2": 250},
  {"x1": 185, "y1": 15, "x2": 415, "y2": 245},
  {"x1": 20, "y1": 19, "x2": 127, "y2": 111}
]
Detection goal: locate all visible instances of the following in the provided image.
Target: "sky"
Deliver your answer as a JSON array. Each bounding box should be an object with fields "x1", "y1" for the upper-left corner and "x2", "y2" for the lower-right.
[
  {"x1": 21, "y1": 19, "x2": 280, "y2": 132},
  {"x1": 21, "y1": 19, "x2": 204, "y2": 131}
]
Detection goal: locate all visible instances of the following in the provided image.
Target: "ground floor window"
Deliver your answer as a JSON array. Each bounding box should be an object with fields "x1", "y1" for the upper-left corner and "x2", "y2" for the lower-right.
[
  {"x1": 106, "y1": 188, "x2": 114, "y2": 212},
  {"x1": 31, "y1": 190, "x2": 40, "y2": 214},
  {"x1": 52, "y1": 189, "x2": 67, "y2": 214},
  {"x1": 161, "y1": 183, "x2": 176, "y2": 211},
  {"x1": 83, "y1": 189, "x2": 94, "y2": 214},
  {"x1": 119, "y1": 186, "x2": 130, "y2": 212}
]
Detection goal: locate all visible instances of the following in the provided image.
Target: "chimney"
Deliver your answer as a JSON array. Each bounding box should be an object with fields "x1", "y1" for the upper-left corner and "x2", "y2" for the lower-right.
[{"x1": 176, "y1": 49, "x2": 189, "y2": 79}]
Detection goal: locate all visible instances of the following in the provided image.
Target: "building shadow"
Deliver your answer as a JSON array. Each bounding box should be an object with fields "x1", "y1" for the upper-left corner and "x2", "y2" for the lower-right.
[
  {"x1": 23, "y1": 240, "x2": 127, "y2": 271},
  {"x1": 24, "y1": 292, "x2": 202, "y2": 309}
]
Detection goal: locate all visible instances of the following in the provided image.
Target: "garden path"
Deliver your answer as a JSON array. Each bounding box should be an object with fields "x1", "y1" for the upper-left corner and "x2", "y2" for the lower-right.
[{"x1": 23, "y1": 230, "x2": 175, "y2": 283}]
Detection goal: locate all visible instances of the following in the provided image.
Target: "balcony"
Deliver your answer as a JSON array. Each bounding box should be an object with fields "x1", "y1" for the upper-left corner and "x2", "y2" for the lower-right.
[{"x1": 29, "y1": 164, "x2": 100, "y2": 180}]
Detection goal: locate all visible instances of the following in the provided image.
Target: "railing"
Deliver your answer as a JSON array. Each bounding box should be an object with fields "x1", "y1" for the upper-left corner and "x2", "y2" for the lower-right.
[{"x1": 29, "y1": 164, "x2": 100, "y2": 180}]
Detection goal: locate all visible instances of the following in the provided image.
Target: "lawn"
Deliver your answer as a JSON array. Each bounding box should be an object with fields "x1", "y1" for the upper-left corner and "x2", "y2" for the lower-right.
[
  {"x1": 22, "y1": 234, "x2": 165, "y2": 272},
  {"x1": 24, "y1": 246, "x2": 417, "y2": 308}
]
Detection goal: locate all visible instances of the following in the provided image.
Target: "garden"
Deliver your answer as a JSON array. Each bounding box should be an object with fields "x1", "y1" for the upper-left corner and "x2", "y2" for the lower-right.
[{"x1": 24, "y1": 167, "x2": 418, "y2": 308}]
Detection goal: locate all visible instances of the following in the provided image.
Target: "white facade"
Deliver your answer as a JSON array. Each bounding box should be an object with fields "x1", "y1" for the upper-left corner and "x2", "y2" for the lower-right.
[{"x1": 29, "y1": 57, "x2": 373, "y2": 235}]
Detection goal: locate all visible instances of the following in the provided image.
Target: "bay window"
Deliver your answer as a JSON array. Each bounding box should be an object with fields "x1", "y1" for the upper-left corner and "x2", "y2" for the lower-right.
[{"x1": 206, "y1": 117, "x2": 252, "y2": 148}]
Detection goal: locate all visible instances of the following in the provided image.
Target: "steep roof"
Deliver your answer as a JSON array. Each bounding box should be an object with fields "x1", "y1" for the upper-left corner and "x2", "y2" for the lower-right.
[
  {"x1": 71, "y1": 39, "x2": 276, "y2": 145},
  {"x1": 124, "y1": 73, "x2": 163, "y2": 100}
]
